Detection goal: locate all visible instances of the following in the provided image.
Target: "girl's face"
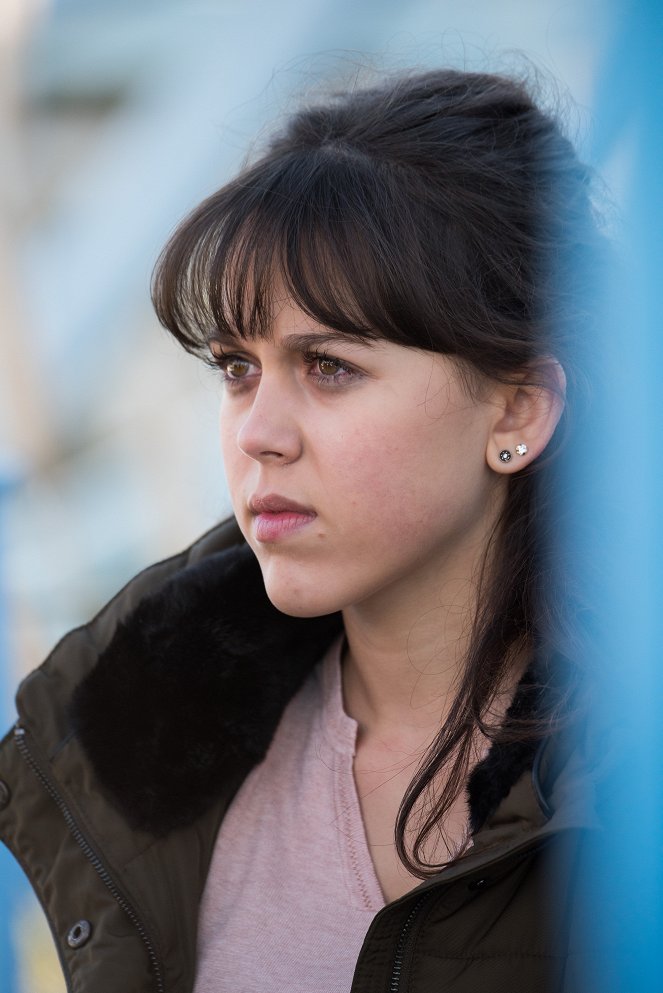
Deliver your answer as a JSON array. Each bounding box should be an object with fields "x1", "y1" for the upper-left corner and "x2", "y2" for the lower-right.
[{"x1": 213, "y1": 295, "x2": 507, "y2": 619}]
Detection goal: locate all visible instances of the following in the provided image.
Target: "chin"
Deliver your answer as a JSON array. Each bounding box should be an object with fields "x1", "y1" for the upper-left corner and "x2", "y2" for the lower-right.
[
  {"x1": 258, "y1": 558, "x2": 343, "y2": 619},
  {"x1": 262, "y1": 583, "x2": 341, "y2": 619}
]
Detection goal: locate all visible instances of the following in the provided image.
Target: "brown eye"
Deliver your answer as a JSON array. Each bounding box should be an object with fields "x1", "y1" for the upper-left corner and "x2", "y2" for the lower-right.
[
  {"x1": 209, "y1": 351, "x2": 257, "y2": 388},
  {"x1": 225, "y1": 358, "x2": 251, "y2": 378},
  {"x1": 306, "y1": 351, "x2": 358, "y2": 387},
  {"x1": 317, "y1": 356, "x2": 342, "y2": 376}
]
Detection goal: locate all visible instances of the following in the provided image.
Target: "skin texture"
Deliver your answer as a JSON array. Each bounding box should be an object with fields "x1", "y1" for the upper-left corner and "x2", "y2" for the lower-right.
[{"x1": 212, "y1": 293, "x2": 563, "y2": 900}]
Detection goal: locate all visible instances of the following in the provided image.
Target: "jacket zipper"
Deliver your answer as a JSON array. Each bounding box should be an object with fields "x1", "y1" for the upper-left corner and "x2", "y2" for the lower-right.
[
  {"x1": 389, "y1": 893, "x2": 432, "y2": 992},
  {"x1": 385, "y1": 837, "x2": 554, "y2": 992},
  {"x1": 13, "y1": 723, "x2": 165, "y2": 993}
]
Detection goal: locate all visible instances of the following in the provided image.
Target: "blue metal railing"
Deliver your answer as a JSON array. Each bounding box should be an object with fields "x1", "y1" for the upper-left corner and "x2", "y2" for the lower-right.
[{"x1": 577, "y1": 1, "x2": 663, "y2": 988}]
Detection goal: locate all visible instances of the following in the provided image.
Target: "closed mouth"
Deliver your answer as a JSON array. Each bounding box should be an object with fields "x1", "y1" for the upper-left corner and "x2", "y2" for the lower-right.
[{"x1": 249, "y1": 494, "x2": 316, "y2": 517}]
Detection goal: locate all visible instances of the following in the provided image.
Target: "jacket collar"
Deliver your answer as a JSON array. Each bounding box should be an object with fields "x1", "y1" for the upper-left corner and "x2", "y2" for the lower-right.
[{"x1": 68, "y1": 526, "x2": 556, "y2": 838}]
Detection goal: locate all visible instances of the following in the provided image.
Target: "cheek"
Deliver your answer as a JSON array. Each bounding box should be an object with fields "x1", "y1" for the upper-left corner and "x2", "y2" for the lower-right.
[
  {"x1": 218, "y1": 409, "x2": 247, "y2": 506},
  {"x1": 219, "y1": 429, "x2": 236, "y2": 473},
  {"x1": 324, "y1": 423, "x2": 433, "y2": 528},
  {"x1": 323, "y1": 410, "x2": 491, "y2": 542},
  {"x1": 218, "y1": 403, "x2": 228, "y2": 455}
]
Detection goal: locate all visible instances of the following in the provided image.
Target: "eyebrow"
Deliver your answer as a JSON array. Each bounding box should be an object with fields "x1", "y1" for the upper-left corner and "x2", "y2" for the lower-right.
[
  {"x1": 207, "y1": 329, "x2": 376, "y2": 351},
  {"x1": 282, "y1": 331, "x2": 375, "y2": 352}
]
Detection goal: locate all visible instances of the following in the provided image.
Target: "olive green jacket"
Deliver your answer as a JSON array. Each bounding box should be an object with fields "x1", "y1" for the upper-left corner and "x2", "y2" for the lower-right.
[{"x1": 0, "y1": 519, "x2": 603, "y2": 993}]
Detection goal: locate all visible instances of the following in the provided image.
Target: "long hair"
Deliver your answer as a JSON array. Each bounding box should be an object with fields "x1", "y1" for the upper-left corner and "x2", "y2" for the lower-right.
[{"x1": 151, "y1": 68, "x2": 603, "y2": 875}]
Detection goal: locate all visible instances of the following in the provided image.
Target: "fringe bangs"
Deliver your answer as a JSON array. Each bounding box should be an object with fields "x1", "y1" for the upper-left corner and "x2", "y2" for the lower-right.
[{"x1": 151, "y1": 148, "x2": 441, "y2": 354}]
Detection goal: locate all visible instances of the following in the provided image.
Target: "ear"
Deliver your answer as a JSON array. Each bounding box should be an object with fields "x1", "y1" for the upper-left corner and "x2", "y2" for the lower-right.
[{"x1": 486, "y1": 358, "x2": 566, "y2": 473}]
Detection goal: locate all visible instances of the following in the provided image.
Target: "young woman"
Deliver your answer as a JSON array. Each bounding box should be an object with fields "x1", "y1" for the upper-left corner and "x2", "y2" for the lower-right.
[{"x1": 0, "y1": 68, "x2": 603, "y2": 992}]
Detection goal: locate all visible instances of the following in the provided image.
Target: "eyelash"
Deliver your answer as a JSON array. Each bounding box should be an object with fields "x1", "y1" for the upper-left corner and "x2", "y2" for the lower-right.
[
  {"x1": 306, "y1": 350, "x2": 358, "y2": 386},
  {"x1": 208, "y1": 348, "x2": 359, "y2": 390}
]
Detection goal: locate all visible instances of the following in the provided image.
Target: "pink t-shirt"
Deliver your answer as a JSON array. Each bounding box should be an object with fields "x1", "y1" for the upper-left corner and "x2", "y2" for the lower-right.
[{"x1": 193, "y1": 638, "x2": 386, "y2": 993}]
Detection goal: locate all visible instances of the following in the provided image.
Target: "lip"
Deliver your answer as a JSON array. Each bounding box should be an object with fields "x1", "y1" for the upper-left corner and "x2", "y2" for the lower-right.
[{"x1": 248, "y1": 493, "x2": 317, "y2": 543}]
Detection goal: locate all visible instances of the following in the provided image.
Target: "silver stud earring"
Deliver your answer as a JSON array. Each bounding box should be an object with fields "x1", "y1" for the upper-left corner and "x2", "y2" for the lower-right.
[
  {"x1": 515, "y1": 443, "x2": 529, "y2": 456},
  {"x1": 499, "y1": 450, "x2": 512, "y2": 463}
]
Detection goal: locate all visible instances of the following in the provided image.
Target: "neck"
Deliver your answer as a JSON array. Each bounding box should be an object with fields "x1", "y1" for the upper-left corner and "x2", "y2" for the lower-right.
[
  {"x1": 339, "y1": 486, "x2": 511, "y2": 743},
  {"x1": 341, "y1": 566, "x2": 480, "y2": 742}
]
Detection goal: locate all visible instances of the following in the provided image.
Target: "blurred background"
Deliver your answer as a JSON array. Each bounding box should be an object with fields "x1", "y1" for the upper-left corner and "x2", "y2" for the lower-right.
[
  {"x1": 0, "y1": 0, "x2": 615, "y2": 682},
  {"x1": 0, "y1": 0, "x2": 622, "y2": 990}
]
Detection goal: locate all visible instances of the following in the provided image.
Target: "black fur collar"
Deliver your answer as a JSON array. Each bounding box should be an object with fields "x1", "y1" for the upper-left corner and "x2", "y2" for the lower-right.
[{"x1": 70, "y1": 542, "x2": 542, "y2": 837}]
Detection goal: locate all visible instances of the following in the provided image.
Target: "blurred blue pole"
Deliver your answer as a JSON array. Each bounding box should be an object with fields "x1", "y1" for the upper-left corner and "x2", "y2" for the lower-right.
[
  {"x1": 581, "y1": 1, "x2": 663, "y2": 989},
  {"x1": 0, "y1": 471, "x2": 21, "y2": 993}
]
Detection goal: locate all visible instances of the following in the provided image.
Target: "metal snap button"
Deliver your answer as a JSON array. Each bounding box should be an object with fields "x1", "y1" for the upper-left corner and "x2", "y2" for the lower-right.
[
  {"x1": 0, "y1": 780, "x2": 10, "y2": 810},
  {"x1": 67, "y1": 920, "x2": 92, "y2": 948}
]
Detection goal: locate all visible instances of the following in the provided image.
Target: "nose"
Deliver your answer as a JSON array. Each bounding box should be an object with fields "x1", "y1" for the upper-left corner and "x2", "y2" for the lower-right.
[{"x1": 235, "y1": 377, "x2": 303, "y2": 465}]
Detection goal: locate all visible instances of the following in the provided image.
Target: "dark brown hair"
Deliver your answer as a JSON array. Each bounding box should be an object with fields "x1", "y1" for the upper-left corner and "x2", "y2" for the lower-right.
[{"x1": 152, "y1": 68, "x2": 602, "y2": 874}]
